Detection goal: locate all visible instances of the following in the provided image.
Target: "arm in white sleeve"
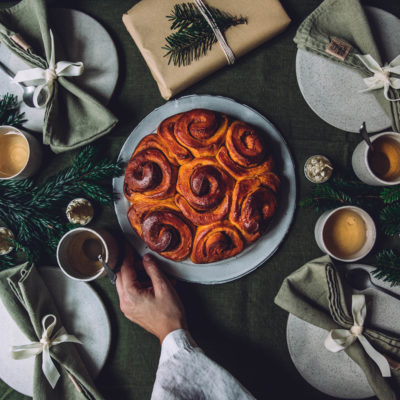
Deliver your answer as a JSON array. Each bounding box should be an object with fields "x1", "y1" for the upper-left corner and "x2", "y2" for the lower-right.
[{"x1": 151, "y1": 329, "x2": 256, "y2": 400}]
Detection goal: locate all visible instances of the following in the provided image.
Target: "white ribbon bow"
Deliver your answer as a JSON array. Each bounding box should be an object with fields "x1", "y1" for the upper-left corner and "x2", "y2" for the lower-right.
[
  {"x1": 357, "y1": 54, "x2": 400, "y2": 102},
  {"x1": 324, "y1": 294, "x2": 391, "y2": 377},
  {"x1": 11, "y1": 30, "x2": 84, "y2": 108},
  {"x1": 11, "y1": 314, "x2": 82, "y2": 388}
]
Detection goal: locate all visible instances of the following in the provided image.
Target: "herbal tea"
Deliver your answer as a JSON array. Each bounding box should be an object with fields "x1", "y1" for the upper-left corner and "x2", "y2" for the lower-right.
[
  {"x1": 323, "y1": 209, "x2": 367, "y2": 259},
  {"x1": 0, "y1": 132, "x2": 29, "y2": 178},
  {"x1": 368, "y1": 136, "x2": 400, "y2": 182}
]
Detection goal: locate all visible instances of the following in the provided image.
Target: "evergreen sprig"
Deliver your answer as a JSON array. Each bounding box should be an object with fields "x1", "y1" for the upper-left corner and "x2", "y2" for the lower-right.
[
  {"x1": 0, "y1": 93, "x2": 26, "y2": 126},
  {"x1": 163, "y1": 3, "x2": 247, "y2": 66},
  {"x1": 0, "y1": 145, "x2": 122, "y2": 270},
  {"x1": 373, "y1": 250, "x2": 400, "y2": 287}
]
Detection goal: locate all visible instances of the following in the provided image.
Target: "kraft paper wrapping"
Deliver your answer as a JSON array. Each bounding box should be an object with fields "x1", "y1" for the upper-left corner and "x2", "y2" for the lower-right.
[{"x1": 123, "y1": 0, "x2": 291, "y2": 100}]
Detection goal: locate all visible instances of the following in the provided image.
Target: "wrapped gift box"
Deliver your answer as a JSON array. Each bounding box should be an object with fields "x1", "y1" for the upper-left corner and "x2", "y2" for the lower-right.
[{"x1": 123, "y1": 0, "x2": 290, "y2": 99}]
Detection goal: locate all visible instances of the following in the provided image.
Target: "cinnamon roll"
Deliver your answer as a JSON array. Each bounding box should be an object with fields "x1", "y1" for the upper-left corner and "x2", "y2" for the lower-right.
[
  {"x1": 128, "y1": 197, "x2": 193, "y2": 261},
  {"x1": 124, "y1": 135, "x2": 178, "y2": 201},
  {"x1": 217, "y1": 121, "x2": 275, "y2": 179},
  {"x1": 175, "y1": 158, "x2": 233, "y2": 225},
  {"x1": 157, "y1": 114, "x2": 193, "y2": 165},
  {"x1": 229, "y1": 174, "x2": 279, "y2": 243},
  {"x1": 191, "y1": 221, "x2": 244, "y2": 263},
  {"x1": 174, "y1": 109, "x2": 229, "y2": 157}
]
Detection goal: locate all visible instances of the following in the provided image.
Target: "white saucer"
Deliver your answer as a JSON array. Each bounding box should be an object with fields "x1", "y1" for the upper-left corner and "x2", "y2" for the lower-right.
[
  {"x1": 0, "y1": 266, "x2": 111, "y2": 397},
  {"x1": 0, "y1": 8, "x2": 118, "y2": 132},
  {"x1": 287, "y1": 263, "x2": 400, "y2": 398},
  {"x1": 296, "y1": 7, "x2": 400, "y2": 133}
]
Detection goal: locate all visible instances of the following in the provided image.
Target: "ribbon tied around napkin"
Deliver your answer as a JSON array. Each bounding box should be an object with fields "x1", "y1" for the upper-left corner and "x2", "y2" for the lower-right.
[
  {"x1": 324, "y1": 294, "x2": 391, "y2": 378},
  {"x1": 12, "y1": 30, "x2": 84, "y2": 108},
  {"x1": 357, "y1": 54, "x2": 400, "y2": 102},
  {"x1": 10, "y1": 314, "x2": 82, "y2": 389}
]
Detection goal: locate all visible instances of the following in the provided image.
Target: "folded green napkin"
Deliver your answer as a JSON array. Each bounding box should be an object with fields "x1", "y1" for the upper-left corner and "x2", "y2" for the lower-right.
[
  {"x1": 0, "y1": 0, "x2": 118, "y2": 153},
  {"x1": 0, "y1": 263, "x2": 105, "y2": 400},
  {"x1": 275, "y1": 255, "x2": 400, "y2": 400},
  {"x1": 294, "y1": 0, "x2": 400, "y2": 132}
]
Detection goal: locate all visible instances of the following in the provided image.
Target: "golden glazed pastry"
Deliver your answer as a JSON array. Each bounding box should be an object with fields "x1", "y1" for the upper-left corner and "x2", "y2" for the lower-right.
[{"x1": 124, "y1": 108, "x2": 280, "y2": 264}]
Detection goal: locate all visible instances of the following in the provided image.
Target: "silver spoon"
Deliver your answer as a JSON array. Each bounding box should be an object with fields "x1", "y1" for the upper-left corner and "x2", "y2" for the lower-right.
[
  {"x1": 82, "y1": 238, "x2": 117, "y2": 285},
  {"x1": 359, "y1": 122, "x2": 374, "y2": 152},
  {"x1": 345, "y1": 268, "x2": 400, "y2": 301},
  {"x1": 0, "y1": 61, "x2": 36, "y2": 108}
]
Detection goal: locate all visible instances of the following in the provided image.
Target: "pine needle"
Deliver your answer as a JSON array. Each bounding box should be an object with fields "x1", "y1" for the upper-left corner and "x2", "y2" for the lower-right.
[
  {"x1": 0, "y1": 93, "x2": 26, "y2": 126},
  {"x1": 373, "y1": 250, "x2": 400, "y2": 286}
]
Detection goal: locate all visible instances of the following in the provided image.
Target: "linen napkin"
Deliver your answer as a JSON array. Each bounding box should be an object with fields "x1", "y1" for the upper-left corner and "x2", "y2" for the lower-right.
[
  {"x1": 0, "y1": 0, "x2": 118, "y2": 153},
  {"x1": 294, "y1": 0, "x2": 400, "y2": 132},
  {"x1": 275, "y1": 255, "x2": 400, "y2": 400},
  {"x1": 0, "y1": 263, "x2": 105, "y2": 400}
]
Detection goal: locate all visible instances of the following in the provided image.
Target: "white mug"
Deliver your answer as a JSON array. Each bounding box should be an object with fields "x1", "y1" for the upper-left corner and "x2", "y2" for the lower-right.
[
  {"x1": 314, "y1": 205, "x2": 376, "y2": 262},
  {"x1": 352, "y1": 131, "x2": 400, "y2": 186},
  {"x1": 57, "y1": 227, "x2": 118, "y2": 282},
  {"x1": 0, "y1": 125, "x2": 42, "y2": 180}
]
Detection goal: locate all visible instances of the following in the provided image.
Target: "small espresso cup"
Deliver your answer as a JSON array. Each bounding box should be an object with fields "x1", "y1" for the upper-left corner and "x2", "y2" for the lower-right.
[
  {"x1": 0, "y1": 125, "x2": 42, "y2": 180},
  {"x1": 352, "y1": 131, "x2": 400, "y2": 186},
  {"x1": 314, "y1": 205, "x2": 376, "y2": 262},
  {"x1": 57, "y1": 227, "x2": 118, "y2": 282}
]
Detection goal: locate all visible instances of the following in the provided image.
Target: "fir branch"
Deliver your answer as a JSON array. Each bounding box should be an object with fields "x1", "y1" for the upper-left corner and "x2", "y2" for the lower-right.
[
  {"x1": 0, "y1": 145, "x2": 121, "y2": 268},
  {"x1": 0, "y1": 93, "x2": 26, "y2": 126},
  {"x1": 380, "y1": 185, "x2": 400, "y2": 204},
  {"x1": 379, "y1": 204, "x2": 400, "y2": 237},
  {"x1": 163, "y1": 2, "x2": 247, "y2": 66},
  {"x1": 373, "y1": 249, "x2": 400, "y2": 286}
]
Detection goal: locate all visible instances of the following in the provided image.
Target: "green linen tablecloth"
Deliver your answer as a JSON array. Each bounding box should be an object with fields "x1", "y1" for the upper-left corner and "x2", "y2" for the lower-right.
[{"x1": 0, "y1": 0, "x2": 399, "y2": 399}]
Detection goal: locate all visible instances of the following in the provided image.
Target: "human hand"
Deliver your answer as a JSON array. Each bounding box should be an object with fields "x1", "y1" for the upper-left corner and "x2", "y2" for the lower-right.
[{"x1": 116, "y1": 245, "x2": 187, "y2": 343}]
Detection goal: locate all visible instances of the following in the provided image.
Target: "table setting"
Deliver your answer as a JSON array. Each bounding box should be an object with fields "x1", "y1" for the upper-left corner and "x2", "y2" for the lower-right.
[{"x1": 0, "y1": 0, "x2": 400, "y2": 399}]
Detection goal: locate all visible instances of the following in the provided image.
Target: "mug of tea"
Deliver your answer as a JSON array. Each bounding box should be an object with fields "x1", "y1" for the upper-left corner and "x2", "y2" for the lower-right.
[
  {"x1": 314, "y1": 205, "x2": 376, "y2": 262},
  {"x1": 0, "y1": 125, "x2": 42, "y2": 180},
  {"x1": 352, "y1": 131, "x2": 400, "y2": 186},
  {"x1": 57, "y1": 227, "x2": 118, "y2": 282}
]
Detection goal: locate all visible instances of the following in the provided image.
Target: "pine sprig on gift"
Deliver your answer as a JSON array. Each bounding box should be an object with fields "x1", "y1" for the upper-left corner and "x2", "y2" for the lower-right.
[
  {"x1": 373, "y1": 250, "x2": 400, "y2": 287},
  {"x1": 0, "y1": 145, "x2": 122, "y2": 270},
  {"x1": 0, "y1": 93, "x2": 26, "y2": 126},
  {"x1": 163, "y1": 3, "x2": 247, "y2": 66}
]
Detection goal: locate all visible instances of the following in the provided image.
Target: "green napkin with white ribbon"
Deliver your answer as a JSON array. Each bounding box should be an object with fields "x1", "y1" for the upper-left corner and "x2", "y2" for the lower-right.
[
  {"x1": 0, "y1": 0, "x2": 118, "y2": 153},
  {"x1": 275, "y1": 255, "x2": 400, "y2": 400},
  {"x1": 294, "y1": 0, "x2": 400, "y2": 132},
  {"x1": 0, "y1": 263, "x2": 105, "y2": 400}
]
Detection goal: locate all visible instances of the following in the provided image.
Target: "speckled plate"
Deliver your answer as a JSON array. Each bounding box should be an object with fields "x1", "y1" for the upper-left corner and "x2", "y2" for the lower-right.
[
  {"x1": 0, "y1": 8, "x2": 118, "y2": 132},
  {"x1": 113, "y1": 94, "x2": 296, "y2": 284},
  {"x1": 287, "y1": 263, "x2": 400, "y2": 399},
  {"x1": 296, "y1": 6, "x2": 400, "y2": 133},
  {"x1": 0, "y1": 266, "x2": 111, "y2": 397}
]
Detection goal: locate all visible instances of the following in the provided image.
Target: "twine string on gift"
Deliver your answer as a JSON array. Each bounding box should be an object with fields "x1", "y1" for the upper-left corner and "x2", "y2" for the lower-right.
[
  {"x1": 11, "y1": 30, "x2": 84, "y2": 108},
  {"x1": 357, "y1": 54, "x2": 400, "y2": 102},
  {"x1": 10, "y1": 314, "x2": 82, "y2": 389},
  {"x1": 193, "y1": 0, "x2": 236, "y2": 65},
  {"x1": 324, "y1": 294, "x2": 391, "y2": 377}
]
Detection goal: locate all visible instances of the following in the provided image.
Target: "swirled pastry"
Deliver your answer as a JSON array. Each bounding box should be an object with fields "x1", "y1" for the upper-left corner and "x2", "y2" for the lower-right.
[
  {"x1": 124, "y1": 135, "x2": 178, "y2": 201},
  {"x1": 175, "y1": 158, "x2": 234, "y2": 225},
  {"x1": 174, "y1": 109, "x2": 229, "y2": 157},
  {"x1": 124, "y1": 108, "x2": 281, "y2": 264},
  {"x1": 191, "y1": 221, "x2": 244, "y2": 264},
  {"x1": 230, "y1": 174, "x2": 279, "y2": 243},
  {"x1": 216, "y1": 121, "x2": 275, "y2": 179},
  {"x1": 128, "y1": 196, "x2": 193, "y2": 261}
]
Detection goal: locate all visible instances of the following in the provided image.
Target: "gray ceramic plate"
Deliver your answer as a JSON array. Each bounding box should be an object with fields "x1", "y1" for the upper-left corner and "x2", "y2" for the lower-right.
[
  {"x1": 0, "y1": 266, "x2": 111, "y2": 397},
  {"x1": 296, "y1": 7, "x2": 400, "y2": 133},
  {"x1": 287, "y1": 263, "x2": 400, "y2": 399},
  {"x1": 0, "y1": 8, "x2": 118, "y2": 132},
  {"x1": 113, "y1": 94, "x2": 296, "y2": 284}
]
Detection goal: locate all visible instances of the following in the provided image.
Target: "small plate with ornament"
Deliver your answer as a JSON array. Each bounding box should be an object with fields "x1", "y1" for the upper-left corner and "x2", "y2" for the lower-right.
[
  {"x1": 113, "y1": 94, "x2": 297, "y2": 284},
  {"x1": 286, "y1": 263, "x2": 400, "y2": 399},
  {"x1": 0, "y1": 266, "x2": 111, "y2": 397},
  {"x1": 0, "y1": 8, "x2": 118, "y2": 132}
]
